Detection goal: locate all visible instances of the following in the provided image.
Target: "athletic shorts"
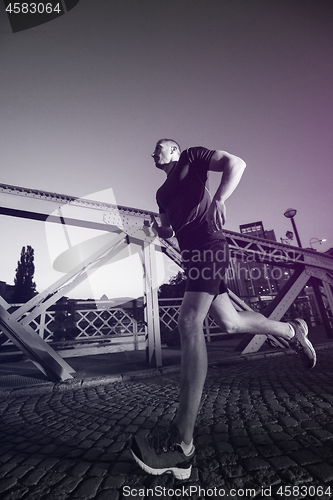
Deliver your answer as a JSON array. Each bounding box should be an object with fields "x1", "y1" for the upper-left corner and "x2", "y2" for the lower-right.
[{"x1": 182, "y1": 239, "x2": 229, "y2": 296}]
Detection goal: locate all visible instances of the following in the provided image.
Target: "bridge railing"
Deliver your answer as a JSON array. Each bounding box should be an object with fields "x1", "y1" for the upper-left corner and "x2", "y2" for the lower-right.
[
  {"x1": 0, "y1": 300, "x2": 145, "y2": 353},
  {"x1": 0, "y1": 297, "x2": 234, "y2": 352},
  {"x1": 0, "y1": 291, "x2": 321, "y2": 354}
]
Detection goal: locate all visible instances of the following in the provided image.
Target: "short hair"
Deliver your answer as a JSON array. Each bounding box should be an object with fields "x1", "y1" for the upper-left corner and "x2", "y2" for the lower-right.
[{"x1": 156, "y1": 138, "x2": 181, "y2": 153}]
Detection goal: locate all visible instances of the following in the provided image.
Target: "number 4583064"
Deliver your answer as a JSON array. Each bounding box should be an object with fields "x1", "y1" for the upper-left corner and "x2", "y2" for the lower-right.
[
  {"x1": 276, "y1": 485, "x2": 332, "y2": 497},
  {"x1": 6, "y1": 3, "x2": 61, "y2": 14}
]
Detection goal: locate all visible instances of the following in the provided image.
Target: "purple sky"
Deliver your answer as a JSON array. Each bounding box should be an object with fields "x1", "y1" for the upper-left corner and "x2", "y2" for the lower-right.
[{"x1": 0, "y1": 0, "x2": 332, "y2": 295}]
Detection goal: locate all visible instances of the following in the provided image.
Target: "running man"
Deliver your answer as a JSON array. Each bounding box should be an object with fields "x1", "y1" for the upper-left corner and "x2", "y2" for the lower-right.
[{"x1": 131, "y1": 139, "x2": 316, "y2": 480}]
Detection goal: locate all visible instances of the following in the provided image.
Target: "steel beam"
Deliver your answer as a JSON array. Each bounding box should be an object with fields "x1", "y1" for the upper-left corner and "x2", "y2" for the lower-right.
[
  {"x1": 238, "y1": 267, "x2": 311, "y2": 354},
  {"x1": 0, "y1": 304, "x2": 74, "y2": 381},
  {"x1": 142, "y1": 241, "x2": 162, "y2": 368}
]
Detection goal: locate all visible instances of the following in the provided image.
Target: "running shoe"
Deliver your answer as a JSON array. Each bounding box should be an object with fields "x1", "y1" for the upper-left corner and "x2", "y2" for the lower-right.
[
  {"x1": 131, "y1": 424, "x2": 194, "y2": 480},
  {"x1": 288, "y1": 318, "x2": 316, "y2": 369}
]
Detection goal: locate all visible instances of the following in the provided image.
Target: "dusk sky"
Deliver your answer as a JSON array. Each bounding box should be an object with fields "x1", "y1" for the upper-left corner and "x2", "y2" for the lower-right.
[{"x1": 0, "y1": 0, "x2": 332, "y2": 298}]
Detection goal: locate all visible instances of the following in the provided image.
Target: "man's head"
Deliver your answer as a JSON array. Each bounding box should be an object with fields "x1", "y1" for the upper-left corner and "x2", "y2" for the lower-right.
[{"x1": 152, "y1": 139, "x2": 181, "y2": 169}]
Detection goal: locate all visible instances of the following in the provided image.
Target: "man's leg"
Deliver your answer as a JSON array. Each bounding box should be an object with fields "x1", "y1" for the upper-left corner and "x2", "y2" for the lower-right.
[
  {"x1": 209, "y1": 292, "x2": 293, "y2": 339},
  {"x1": 173, "y1": 290, "x2": 214, "y2": 445},
  {"x1": 131, "y1": 290, "x2": 214, "y2": 479},
  {"x1": 131, "y1": 289, "x2": 316, "y2": 478},
  {"x1": 209, "y1": 292, "x2": 316, "y2": 368},
  {"x1": 172, "y1": 290, "x2": 294, "y2": 447}
]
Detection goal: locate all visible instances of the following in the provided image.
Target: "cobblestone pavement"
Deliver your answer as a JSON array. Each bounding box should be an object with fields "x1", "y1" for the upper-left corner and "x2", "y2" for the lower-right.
[{"x1": 1, "y1": 349, "x2": 333, "y2": 500}]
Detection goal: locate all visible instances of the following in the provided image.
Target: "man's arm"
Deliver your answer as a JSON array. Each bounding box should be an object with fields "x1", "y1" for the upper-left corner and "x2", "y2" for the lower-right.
[
  {"x1": 207, "y1": 150, "x2": 246, "y2": 228},
  {"x1": 209, "y1": 150, "x2": 246, "y2": 199}
]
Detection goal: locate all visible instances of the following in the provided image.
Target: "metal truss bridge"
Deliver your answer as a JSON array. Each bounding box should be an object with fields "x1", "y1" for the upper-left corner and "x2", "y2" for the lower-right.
[{"x1": 0, "y1": 182, "x2": 332, "y2": 381}]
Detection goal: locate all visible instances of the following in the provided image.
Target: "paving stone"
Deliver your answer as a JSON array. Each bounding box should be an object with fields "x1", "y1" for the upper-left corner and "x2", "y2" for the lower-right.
[
  {"x1": 0, "y1": 463, "x2": 18, "y2": 479},
  {"x1": 72, "y1": 477, "x2": 103, "y2": 498},
  {"x1": 0, "y1": 453, "x2": 16, "y2": 464},
  {"x1": 197, "y1": 458, "x2": 220, "y2": 472},
  {"x1": 278, "y1": 465, "x2": 313, "y2": 484},
  {"x1": 244, "y1": 419, "x2": 262, "y2": 428},
  {"x1": 310, "y1": 429, "x2": 333, "y2": 441},
  {"x1": 71, "y1": 462, "x2": 91, "y2": 477},
  {"x1": 8, "y1": 465, "x2": 34, "y2": 479},
  {"x1": 289, "y1": 449, "x2": 321, "y2": 466},
  {"x1": 285, "y1": 425, "x2": 305, "y2": 438},
  {"x1": 257, "y1": 444, "x2": 282, "y2": 458},
  {"x1": 21, "y1": 468, "x2": 46, "y2": 486},
  {"x1": 82, "y1": 447, "x2": 104, "y2": 461},
  {"x1": 0, "y1": 477, "x2": 18, "y2": 493},
  {"x1": 1, "y1": 486, "x2": 30, "y2": 500},
  {"x1": 196, "y1": 425, "x2": 211, "y2": 435},
  {"x1": 96, "y1": 490, "x2": 119, "y2": 500},
  {"x1": 242, "y1": 458, "x2": 270, "y2": 471},
  {"x1": 251, "y1": 433, "x2": 273, "y2": 445},
  {"x1": 251, "y1": 469, "x2": 280, "y2": 490},
  {"x1": 196, "y1": 434, "x2": 214, "y2": 446},
  {"x1": 267, "y1": 456, "x2": 297, "y2": 469},
  {"x1": 66, "y1": 449, "x2": 85, "y2": 459},
  {"x1": 87, "y1": 463, "x2": 110, "y2": 477},
  {"x1": 215, "y1": 441, "x2": 234, "y2": 454},
  {"x1": 311, "y1": 445, "x2": 333, "y2": 462},
  {"x1": 296, "y1": 434, "x2": 321, "y2": 447},
  {"x1": 306, "y1": 463, "x2": 333, "y2": 483},
  {"x1": 235, "y1": 446, "x2": 259, "y2": 459},
  {"x1": 124, "y1": 425, "x2": 138, "y2": 433},
  {"x1": 230, "y1": 436, "x2": 252, "y2": 447},
  {"x1": 270, "y1": 432, "x2": 292, "y2": 442},
  {"x1": 37, "y1": 471, "x2": 67, "y2": 488},
  {"x1": 103, "y1": 475, "x2": 126, "y2": 488},
  {"x1": 276, "y1": 440, "x2": 301, "y2": 453},
  {"x1": 249, "y1": 426, "x2": 266, "y2": 435},
  {"x1": 40, "y1": 444, "x2": 58, "y2": 454},
  {"x1": 264, "y1": 423, "x2": 283, "y2": 433},
  {"x1": 196, "y1": 445, "x2": 216, "y2": 459},
  {"x1": 278, "y1": 416, "x2": 298, "y2": 427},
  {"x1": 229, "y1": 428, "x2": 248, "y2": 437},
  {"x1": 213, "y1": 423, "x2": 228, "y2": 433},
  {"x1": 229, "y1": 419, "x2": 245, "y2": 428},
  {"x1": 38, "y1": 457, "x2": 61, "y2": 471},
  {"x1": 111, "y1": 462, "x2": 133, "y2": 474},
  {"x1": 315, "y1": 401, "x2": 332, "y2": 409}
]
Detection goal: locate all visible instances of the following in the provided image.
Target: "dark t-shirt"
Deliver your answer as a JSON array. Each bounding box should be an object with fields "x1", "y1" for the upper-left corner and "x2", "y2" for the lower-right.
[{"x1": 156, "y1": 147, "x2": 226, "y2": 251}]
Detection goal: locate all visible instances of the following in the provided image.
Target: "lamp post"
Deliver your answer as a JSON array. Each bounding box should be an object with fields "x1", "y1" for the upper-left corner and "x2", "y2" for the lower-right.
[
  {"x1": 284, "y1": 208, "x2": 302, "y2": 248},
  {"x1": 310, "y1": 237, "x2": 326, "y2": 250},
  {"x1": 280, "y1": 231, "x2": 294, "y2": 245}
]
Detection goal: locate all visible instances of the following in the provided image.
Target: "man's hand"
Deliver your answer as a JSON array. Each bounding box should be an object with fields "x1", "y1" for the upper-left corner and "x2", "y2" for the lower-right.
[
  {"x1": 158, "y1": 226, "x2": 174, "y2": 239},
  {"x1": 206, "y1": 198, "x2": 226, "y2": 231}
]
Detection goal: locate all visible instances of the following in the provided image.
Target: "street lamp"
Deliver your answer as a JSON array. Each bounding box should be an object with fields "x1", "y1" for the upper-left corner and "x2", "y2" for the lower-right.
[
  {"x1": 284, "y1": 208, "x2": 302, "y2": 248},
  {"x1": 280, "y1": 231, "x2": 294, "y2": 245},
  {"x1": 310, "y1": 237, "x2": 327, "y2": 249}
]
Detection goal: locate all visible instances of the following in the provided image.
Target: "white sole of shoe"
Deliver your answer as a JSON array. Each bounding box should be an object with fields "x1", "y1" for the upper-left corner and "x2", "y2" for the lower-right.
[
  {"x1": 294, "y1": 318, "x2": 316, "y2": 368},
  {"x1": 131, "y1": 450, "x2": 192, "y2": 480}
]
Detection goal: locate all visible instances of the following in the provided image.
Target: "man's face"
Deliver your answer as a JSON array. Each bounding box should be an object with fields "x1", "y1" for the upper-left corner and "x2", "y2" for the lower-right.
[{"x1": 152, "y1": 142, "x2": 173, "y2": 168}]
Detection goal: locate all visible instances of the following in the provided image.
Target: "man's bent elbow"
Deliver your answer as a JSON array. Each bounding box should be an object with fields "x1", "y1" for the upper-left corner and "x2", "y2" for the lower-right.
[
  {"x1": 240, "y1": 159, "x2": 247, "y2": 172},
  {"x1": 234, "y1": 157, "x2": 246, "y2": 171},
  {"x1": 228, "y1": 157, "x2": 246, "y2": 175}
]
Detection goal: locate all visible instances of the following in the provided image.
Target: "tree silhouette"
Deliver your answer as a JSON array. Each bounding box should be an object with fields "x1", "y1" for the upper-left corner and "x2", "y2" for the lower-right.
[
  {"x1": 12, "y1": 246, "x2": 37, "y2": 303},
  {"x1": 158, "y1": 271, "x2": 187, "y2": 298}
]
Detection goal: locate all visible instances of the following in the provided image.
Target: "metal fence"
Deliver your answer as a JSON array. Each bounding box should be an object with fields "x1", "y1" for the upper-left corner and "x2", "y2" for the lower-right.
[
  {"x1": 0, "y1": 291, "x2": 320, "y2": 353},
  {"x1": 0, "y1": 300, "x2": 146, "y2": 352},
  {"x1": 0, "y1": 298, "x2": 225, "y2": 352}
]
